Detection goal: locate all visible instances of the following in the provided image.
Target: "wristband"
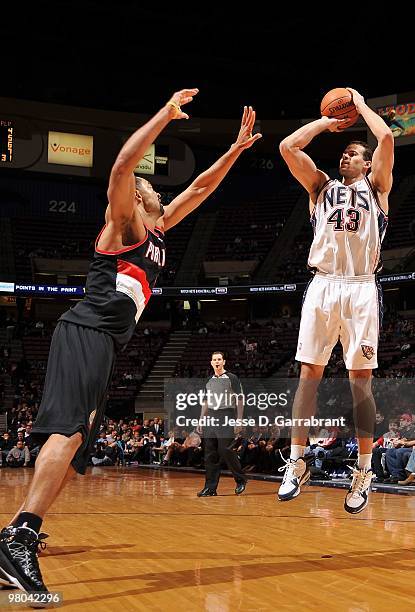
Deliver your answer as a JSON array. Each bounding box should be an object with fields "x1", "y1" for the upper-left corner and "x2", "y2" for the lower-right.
[{"x1": 166, "y1": 100, "x2": 181, "y2": 115}]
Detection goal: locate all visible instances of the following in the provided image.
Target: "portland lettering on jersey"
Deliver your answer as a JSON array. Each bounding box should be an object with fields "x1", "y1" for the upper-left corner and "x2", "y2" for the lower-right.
[
  {"x1": 60, "y1": 225, "x2": 167, "y2": 347},
  {"x1": 145, "y1": 242, "x2": 166, "y2": 267}
]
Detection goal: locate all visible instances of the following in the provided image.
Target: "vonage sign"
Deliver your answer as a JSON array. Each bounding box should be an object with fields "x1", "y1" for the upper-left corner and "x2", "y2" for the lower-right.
[{"x1": 48, "y1": 132, "x2": 94, "y2": 167}]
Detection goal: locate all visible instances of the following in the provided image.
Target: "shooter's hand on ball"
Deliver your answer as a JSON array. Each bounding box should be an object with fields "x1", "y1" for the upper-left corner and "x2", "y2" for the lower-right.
[{"x1": 346, "y1": 87, "x2": 365, "y2": 113}]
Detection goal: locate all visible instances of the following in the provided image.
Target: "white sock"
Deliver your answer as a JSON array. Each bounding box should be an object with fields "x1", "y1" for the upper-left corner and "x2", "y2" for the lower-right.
[
  {"x1": 290, "y1": 445, "x2": 306, "y2": 461},
  {"x1": 358, "y1": 453, "x2": 372, "y2": 470}
]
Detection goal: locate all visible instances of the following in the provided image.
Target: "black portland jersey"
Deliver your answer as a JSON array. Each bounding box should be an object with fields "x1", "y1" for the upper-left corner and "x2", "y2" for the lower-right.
[{"x1": 60, "y1": 225, "x2": 166, "y2": 348}]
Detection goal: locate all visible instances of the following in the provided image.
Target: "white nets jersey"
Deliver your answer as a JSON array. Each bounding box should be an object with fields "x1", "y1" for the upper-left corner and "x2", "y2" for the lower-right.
[{"x1": 308, "y1": 176, "x2": 388, "y2": 276}]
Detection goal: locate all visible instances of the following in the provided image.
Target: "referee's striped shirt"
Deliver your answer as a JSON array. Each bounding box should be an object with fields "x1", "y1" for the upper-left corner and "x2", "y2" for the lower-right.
[{"x1": 203, "y1": 371, "x2": 243, "y2": 410}]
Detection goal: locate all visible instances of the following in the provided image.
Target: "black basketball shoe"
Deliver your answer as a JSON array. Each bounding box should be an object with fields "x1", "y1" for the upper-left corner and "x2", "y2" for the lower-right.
[
  {"x1": 0, "y1": 526, "x2": 49, "y2": 592},
  {"x1": 0, "y1": 527, "x2": 15, "y2": 586}
]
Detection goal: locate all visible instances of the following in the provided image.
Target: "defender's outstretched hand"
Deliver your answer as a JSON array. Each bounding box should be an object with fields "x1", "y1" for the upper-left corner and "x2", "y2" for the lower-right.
[
  {"x1": 234, "y1": 106, "x2": 262, "y2": 150},
  {"x1": 167, "y1": 88, "x2": 199, "y2": 119}
]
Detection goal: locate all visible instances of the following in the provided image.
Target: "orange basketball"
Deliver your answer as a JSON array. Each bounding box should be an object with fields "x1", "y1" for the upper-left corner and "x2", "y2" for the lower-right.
[{"x1": 320, "y1": 87, "x2": 358, "y2": 130}]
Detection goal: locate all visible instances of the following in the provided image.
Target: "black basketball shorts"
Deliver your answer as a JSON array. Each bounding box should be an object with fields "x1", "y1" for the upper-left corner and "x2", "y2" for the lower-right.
[{"x1": 32, "y1": 321, "x2": 116, "y2": 474}]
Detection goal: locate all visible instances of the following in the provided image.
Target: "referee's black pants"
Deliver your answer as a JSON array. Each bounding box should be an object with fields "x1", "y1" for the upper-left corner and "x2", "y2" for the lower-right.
[{"x1": 204, "y1": 409, "x2": 246, "y2": 490}]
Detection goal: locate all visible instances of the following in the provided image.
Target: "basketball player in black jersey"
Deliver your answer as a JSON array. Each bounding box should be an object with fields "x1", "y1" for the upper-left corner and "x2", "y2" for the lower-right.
[{"x1": 0, "y1": 90, "x2": 262, "y2": 593}]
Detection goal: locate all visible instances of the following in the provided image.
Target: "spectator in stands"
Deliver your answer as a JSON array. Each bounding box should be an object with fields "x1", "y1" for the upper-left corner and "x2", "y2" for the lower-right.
[
  {"x1": 91, "y1": 439, "x2": 113, "y2": 466},
  {"x1": 160, "y1": 430, "x2": 176, "y2": 465},
  {"x1": 113, "y1": 434, "x2": 125, "y2": 466},
  {"x1": 167, "y1": 430, "x2": 191, "y2": 466},
  {"x1": 161, "y1": 435, "x2": 181, "y2": 465},
  {"x1": 142, "y1": 327, "x2": 151, "y2": 348},
  {"x1": 97, "y1": 430, "x2": 108, "y2": 444},
  {"x1": 23, "y1": 423, "x2": 41, "y2": 464},
  {"x1": 374, "y1": 412, "x2": 386, "y2": 439},
  {"x1": 256, "y1": 437, "x2": 273, "y2": 473},
  {"x1": 385, "y1": 415, "x2": 415, "y2": 483},
  {"x1": 307, "y1": 426, "x2": 341, "y2": 472},
  {"x1": 5, "y1": 315, "x2": 16, "y2": 343},
  {"x1": 130, "y1": 419, "x2": 141, "y2": 433},
  {"x1": 124, "y1": 432, "x2": 145, "y2": 464},
  {"x1": 6, "y1": 440, "x2": 30, "y2": 468},
  {"x1": 398, "y1": 446, "x2": 415, "y2": 485},
  {"x1": 141, "y1": 420, "x2": 150, "y2": 436},
  {"x1": 372, "y1": 419, "x2": 400, "y2": 481},
  {"x1": 150, "y1": 417, "x2": 163, "y2": 438},
  {"x1": 34, "y1": 321, "x2": 45, "y2": 337},
  {"x1": 399, "y1": 413, "x2": 414, "y2": 432},
  {"x1": 239, "y1": 427, "x2": 263, "y2": 472},
  {"x1": 0, "y1": 432, "x2": 14, "y2": 466},
  {"x1": 121, "y1": 426, "x2": 132, "y2": 443},
  {"x1": 143, "y1": 431, "x2": 158, "y2": 463},
  {"x1": 152, "y1": 436, "x2": 166, "y2": 464},
  {"x1": 183, "y1": 430, "x2": 202, "y2": 467}
]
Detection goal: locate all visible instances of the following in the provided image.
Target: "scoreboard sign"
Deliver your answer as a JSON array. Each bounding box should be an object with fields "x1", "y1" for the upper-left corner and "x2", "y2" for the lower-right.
[{"x1": 0, "y1": 120, "x2": 13, "y2": 162}]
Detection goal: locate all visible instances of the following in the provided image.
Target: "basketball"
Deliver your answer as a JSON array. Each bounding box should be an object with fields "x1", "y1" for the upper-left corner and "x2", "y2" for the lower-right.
[{"x1": 320, "y1": 87, "x2": 358, "y2": 129}]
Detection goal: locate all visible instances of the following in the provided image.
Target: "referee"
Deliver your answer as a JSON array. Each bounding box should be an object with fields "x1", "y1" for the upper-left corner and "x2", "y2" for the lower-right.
[{"x1": 196, "y1": 351, "x2": 247, "y2": 496}]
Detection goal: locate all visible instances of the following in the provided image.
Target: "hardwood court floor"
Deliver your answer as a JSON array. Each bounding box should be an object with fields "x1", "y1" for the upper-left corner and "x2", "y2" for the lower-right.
[{"x1": 1, "y1": 467, "x2": 415, "y2": 612}]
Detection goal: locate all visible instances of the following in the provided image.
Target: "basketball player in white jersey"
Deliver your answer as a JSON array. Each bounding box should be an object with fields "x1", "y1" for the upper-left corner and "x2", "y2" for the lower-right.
[{"x1": 278, "y1": 88, "x2": 394, "y2": 513}]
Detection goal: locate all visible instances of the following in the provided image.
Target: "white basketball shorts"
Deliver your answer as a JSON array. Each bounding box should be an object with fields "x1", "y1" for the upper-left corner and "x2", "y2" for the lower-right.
[{"x1": 295, "y1": 273, "x2": 382, "y2": 370}]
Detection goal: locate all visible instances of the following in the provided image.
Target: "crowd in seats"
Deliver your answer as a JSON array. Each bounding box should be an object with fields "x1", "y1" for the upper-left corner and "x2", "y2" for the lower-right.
[
  {"x1": 285, "y1": 309, "x2": 415, "y2": 380},
  {"x1": 89, "y1": 417, "x2": 167, "y2": 467},
  {"x1": 376, "y1": 315, "x2": 415, "y2": 377},
  {"x1": 157, "y1": 215, "x2": 196, "y2": 285},
  {"x1": 3, "y1": 404, "x2": 415, "y2": 490},
  {"x1": 382, "y1": 181, "x2": 415, "y2": 250},
  {"x1": 82, "y1": 409, "x2": 415, "y2": 489},
  {"x1": 299, "y1": 409, "x2": 415, "y2": 484},
  {"x1": 87, "y1": 417, "x2": 289, "y2": 473},
  {"x1": 1, "y1": 302, "x2": 415, "y2": 488},
  {"x1": 109, "y1": 327, "x2": 168, "y2": 399},
  {"x1": 10, "y1": 209, "x2": 195, "y2": 286},
  {"x1": 206, "y1": 219, "x2": 283, "y2": 262},
  {"x1": 271, "y1": 226, "x2": 313, "y2": 283},
  {"x1": 20, "y1": 324, "x2": 167, "y2": 403},
  {"x1": 174, "y1": 318, "x2": 298, "y2": 378},
  {"x1": 0, "y1": 311, "x2": 168, "y2": 417},
  {"x1": 0, "y1": 323, "x2": 42, "y2": 467},
  {"x1": 0, "y1": 426, "x2": 40, "y2": 468},
  {"x1": 3, "y1": 399, "x2": 415, "y2": 491},
  {"x1": 12, "y1": 217, "x2": 99, "y2": 280},
  {"x1": 205, "y1": 187, "x2": 301, "y2": 263},
  {"x1": 371, "y1": 412, "x2": 415, "y2": 484},
  {"x1": 4, "y1": 172, "x2": 415, "y2": 290}
]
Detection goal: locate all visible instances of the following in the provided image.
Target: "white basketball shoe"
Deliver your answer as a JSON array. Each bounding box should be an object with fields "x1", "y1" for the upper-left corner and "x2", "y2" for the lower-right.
[{"x1": 277, "y1": 457, "x2": 310, "y2": 501}]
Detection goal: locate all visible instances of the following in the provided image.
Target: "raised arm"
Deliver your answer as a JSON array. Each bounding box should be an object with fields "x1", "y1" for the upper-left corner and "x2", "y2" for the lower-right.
[
  {"x1": 279, "y1": 116, "x2": 344, "y2": 196},
  {"x1": 347, "y1": 88, "x2": 394, "y2": 196},
  {"x1": 107, "y1": 89, "x2": 198, "y2": 226},
  {"x1": 162, "y1": 106, "x2": 262, "y2": 231}
]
